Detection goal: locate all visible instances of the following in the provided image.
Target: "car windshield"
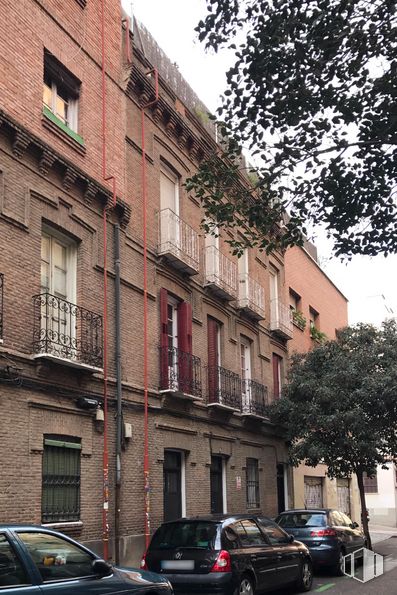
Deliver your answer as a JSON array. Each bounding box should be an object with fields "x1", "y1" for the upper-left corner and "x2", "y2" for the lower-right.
[
  {"x1": 276, "y1": 513, "x2": 326, "y2": 528},
  {"x1": 150, "y1": 522, "x2": 217, "y2": 550}
]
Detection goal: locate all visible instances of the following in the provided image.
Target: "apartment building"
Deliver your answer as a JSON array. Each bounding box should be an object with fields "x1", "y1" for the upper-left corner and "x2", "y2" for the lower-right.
[
  {"x1": 0, "y1": 0, "x2": 295, "y2": 565},
  {"x1": 285, "y1": 244, "x2": 361, "y2": 523}
]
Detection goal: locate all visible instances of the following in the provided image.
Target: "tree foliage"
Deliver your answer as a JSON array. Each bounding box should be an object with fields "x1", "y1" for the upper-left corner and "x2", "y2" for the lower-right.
[
  {"x1": 269, "y1": 320, "x2": 397, "y2": 546},
  {"x1": 189, "y1": 0, "x2": 397, "y2": 257}
]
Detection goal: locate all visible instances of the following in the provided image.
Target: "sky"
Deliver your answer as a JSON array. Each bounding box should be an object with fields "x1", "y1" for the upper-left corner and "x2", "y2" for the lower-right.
[{"x1": 121, "y1": 0, "x2": 397, "y2": 327}]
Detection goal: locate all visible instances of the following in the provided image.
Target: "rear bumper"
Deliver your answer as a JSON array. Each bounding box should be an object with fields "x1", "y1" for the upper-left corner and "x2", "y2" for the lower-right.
[
  {"x1": 162, "y1": 571, "x2": 233, "y2": 594},
  {"x1": 308, "y1": 545, "x2": 340, "y2": 566}
]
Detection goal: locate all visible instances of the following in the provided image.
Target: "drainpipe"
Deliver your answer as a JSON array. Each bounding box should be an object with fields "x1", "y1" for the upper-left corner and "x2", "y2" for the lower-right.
[
  {"x1": 114, "y1": 223, "x2": 122, "y2": 565},
  {"x1": 140, "y1": 69, "x2": 159, "y2": 548}
]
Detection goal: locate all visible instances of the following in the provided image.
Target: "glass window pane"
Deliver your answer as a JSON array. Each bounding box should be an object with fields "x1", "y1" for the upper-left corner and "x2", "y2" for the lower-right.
[
  {"x1": 43, "y1": 83, "x2": 52, "y2": 109},
  {"x1": 0, "y1": 534, "x2": 30, "y2": 587},
  {"x1": 53, "y1": 267, "x2": 67, "y2": 298},
  {"x1": 258, "y1": 519, "x2": 289, "y2": 545},
  {"x1": 17, "y1": 532, "x2": 93, "y2": 581},
  {"x1": 41, "y1": 236, "x2": 50, "y2": 262},
  {"x1": 55, "y1": 95, "x2": 68, "y2": 124},
  {"x1": 52, "y1": 241, "x2": 67, "y2": 269}
]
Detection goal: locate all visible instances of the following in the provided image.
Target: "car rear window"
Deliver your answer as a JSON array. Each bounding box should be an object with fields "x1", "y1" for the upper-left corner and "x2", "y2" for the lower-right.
[
  {"x1": 276, "y1": 513, "x2": 326, "y2": 528},
  {"x1": 150, "y1": 522, "x2": 217, "y2": 550}
]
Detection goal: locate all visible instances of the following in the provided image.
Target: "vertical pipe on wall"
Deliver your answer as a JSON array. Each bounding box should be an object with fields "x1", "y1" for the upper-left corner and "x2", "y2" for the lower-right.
[{"x1": 114, "y1": 223, "x2": 122, "y2": 565}]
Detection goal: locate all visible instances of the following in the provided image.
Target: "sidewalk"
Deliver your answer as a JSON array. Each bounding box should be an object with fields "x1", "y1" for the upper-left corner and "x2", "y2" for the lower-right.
[{"x1": 370, "y1": 523, "x2": 397, "y2": 545}]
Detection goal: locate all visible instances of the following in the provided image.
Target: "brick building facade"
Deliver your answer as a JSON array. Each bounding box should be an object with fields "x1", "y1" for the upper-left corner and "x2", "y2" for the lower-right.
[{"x1": 0, "y1": 1, "x2": 297, "y2": 565}]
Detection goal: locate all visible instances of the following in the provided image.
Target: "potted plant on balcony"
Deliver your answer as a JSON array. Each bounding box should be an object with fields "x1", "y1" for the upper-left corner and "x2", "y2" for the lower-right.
[
  {"x1": 310, "y1": 325, "x2": 327, "y2": 344},
  {"x1": 292, "y1": 309, "x2": 306, "y2": 331}
]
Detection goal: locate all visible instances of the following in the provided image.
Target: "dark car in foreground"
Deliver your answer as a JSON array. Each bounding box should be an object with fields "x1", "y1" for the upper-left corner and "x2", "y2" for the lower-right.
[
  {"x1": 141, "y1": 514, "x2": 313, "y2": 594},
  {"x1": 0, "y1": 525, "x2": 173, "y2": 594},
  {"x1": 275, "y1": 509, "x2": 366, "y2": 575}
]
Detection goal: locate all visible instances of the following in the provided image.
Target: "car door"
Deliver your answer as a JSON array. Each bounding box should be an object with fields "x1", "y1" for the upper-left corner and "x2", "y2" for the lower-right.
[
  {"x1": 0, "y1": 532, "x2": 41, "y2": 593},
  {"x1": 13, "y1": 530, "x2": 128, "y2": 595},
  {"x1": 257, "y1": 518, "x2": 301, "y2": 589},
  {"x1": 230, "y1": 520, "x2": 280, "y2": 592},
  {"x1": 329, "y1": 511, "x2": 354, "y2": 553}
]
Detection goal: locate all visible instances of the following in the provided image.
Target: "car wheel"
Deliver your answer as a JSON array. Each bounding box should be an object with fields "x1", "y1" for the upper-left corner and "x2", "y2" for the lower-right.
[
  {"x1": 296, "y1": 558, "x2": 313, "y2": 592},
  {"x1": 235, "y1": 574, "x2": 255, "y2": 595},
  {"x1": 333, "y1": 549, "x2": 345, "y2": 576}
]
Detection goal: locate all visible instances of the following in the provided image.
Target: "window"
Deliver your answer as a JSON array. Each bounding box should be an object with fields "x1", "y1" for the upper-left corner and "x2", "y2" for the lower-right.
[
  {"x1": 234, "y1": 520, "x2": 266, "y2": 546},
  {"x1": 43, "y1": 51, "x2": 81, "y2": 137},
  {"x1": 41, "y1": 230, "x2": 76, "y2": 302},
  {"x1": 304, "y1": 476, "x2": 323, "y2": 508},
  {"x1": 160, "y1": 164, "x2": 179, "y2": 214},
  {"x1": 42, "y1": 436, "x2": 81, "y2": 523},
  {"x1": 363, "y1": 471, "x2": 378, "y2": 493},
  {"x1": 17, "y1": 532, "x2": 94, "y2": 581},
  {"x1": 309, "y1": 306, "x2": 319, "y2": 331},
  {"x1": 241, "y1": 336, "x2": 252, "y2": 410},
  {"x1": 272, "y1": 353, "x2": 283, "y2": 399},
  {"x1": 0, "y1": 534, "x2": 30, "y2": 588},
  {"x1": 246, "y1": 458, "x2": 259, "y2": 508},
  {"x1": 289, "y1": 288, "x2": 301, "y2": 312},
  {"x1": 151, "y1": 521, "x2": 217, "y2": 550},
  {"x1": 258, "y1": 518, "x2": 289, "y2": 545}
]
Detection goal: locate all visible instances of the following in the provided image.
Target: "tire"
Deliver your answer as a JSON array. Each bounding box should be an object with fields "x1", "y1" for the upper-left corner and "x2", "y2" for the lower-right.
[
  {"x1": 235, "y1": 574, "x2": 255, "y2": 595},
  {"x1": 333, "y1": 549, "x2": 345, "y2": 576},
  {"x1": 296, "y1": 557, "x2": 313, "y2": 592}
]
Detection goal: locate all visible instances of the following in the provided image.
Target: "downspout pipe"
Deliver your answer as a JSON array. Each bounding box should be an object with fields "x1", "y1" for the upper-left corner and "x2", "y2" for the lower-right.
[{"x1": 114, "y1": 223, "x2": 122, "y2": 565}]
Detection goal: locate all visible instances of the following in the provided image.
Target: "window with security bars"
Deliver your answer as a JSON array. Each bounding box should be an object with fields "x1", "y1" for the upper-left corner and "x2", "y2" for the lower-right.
[
  {"x1": 363, "y1": 471, "x2": 378, "y2": 494},
  {"x1": 42, "y1": 436, "x2": 81, "y2": 523},
  {"x1": 246, "y1": 458, "x2": 260, "y2": 508}
]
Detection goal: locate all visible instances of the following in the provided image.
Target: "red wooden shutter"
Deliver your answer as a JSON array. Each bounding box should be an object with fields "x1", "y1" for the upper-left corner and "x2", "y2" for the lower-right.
[
  {"x1": 272, "y1": 353, "x2": 281, "y2": 400},
  {"x1": 160, "y1": 288, "x2": 169, "y2": 390},
  {"x1": 178, "y1": 301, "x2": 192, "y2": 393},
  {"x1": 208, "y1": 317, "x2": 219, "y2": 402}
]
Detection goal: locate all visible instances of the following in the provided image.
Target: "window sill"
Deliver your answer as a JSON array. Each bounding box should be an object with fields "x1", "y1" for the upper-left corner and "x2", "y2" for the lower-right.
[
  {"x1": 42, "y1": 521, "x2": 83, "y2": 530},
  {"x1": 42, "y1": 106, "x2": 86, "y2": 156}
]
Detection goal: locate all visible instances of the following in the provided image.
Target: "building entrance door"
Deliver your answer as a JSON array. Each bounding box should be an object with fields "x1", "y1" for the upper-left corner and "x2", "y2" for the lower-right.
[
  {"x1": 304, "y1": 476, "x2": 323, "y2": 508},
  {"x1": 210, "y1": 456, "x2": 224, "y2": 513},
  {"x1": 277, "y1": 464, "x2": 286, "y2": 513},
  {"x1": 163, "y1": 450, "x2": 182, "y2": 521}
]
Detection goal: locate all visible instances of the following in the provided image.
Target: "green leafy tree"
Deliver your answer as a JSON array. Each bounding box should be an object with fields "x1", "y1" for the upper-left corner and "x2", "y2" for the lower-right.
[
  {"x1": 189, "y1": 0, "x2": 397, "y2": 257},
  {"x1": 269, "y1": 321, "x2": 397, "y2": 549}
]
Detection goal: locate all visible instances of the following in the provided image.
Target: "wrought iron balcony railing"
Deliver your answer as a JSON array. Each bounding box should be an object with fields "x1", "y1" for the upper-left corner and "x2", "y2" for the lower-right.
[
  {"x1": 237, "y1": 273, "x2": 265, "y2": 320},
  {"x1": 207, "y1": 365, "x2": 242, "y2": 411},
  {"x1": 33, "y1": 293, "x2": 103, "y2": 369},
  {"x1": 270, "y1": 298, "x2": 293, "y2": 339},
  {"x1": 242, "y1": 379, "x2": 269, "y2": 418},
  {"x1": 0, "y1": 273, "x2": 3, "y2": 342},
  {"x1": 159, "y1": 346, "x2": 202, "y2": 399},
  {"x1": 205, "y1": 246, "x2": 238, "y2": 300},
  {"x1": 158, "y1": 209, "x2": 200, "y2": 275}
]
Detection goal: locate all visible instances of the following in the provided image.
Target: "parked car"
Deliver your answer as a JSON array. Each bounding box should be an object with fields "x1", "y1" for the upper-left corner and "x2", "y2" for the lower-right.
[
  {"x1": 275, "y1": 509, "x2": 366, "y2": 575},
  {"x1": 0, "y1": 524, "x2": 173, "y2": 594},
  {"x1": 141, "y1": 514, "x2": 313, "y2": 594}
]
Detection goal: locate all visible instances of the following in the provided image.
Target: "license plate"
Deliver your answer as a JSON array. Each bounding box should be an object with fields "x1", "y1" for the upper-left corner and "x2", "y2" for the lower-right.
[{"x1": 161, "y1": 560, "x2": 194, "y2": 570}]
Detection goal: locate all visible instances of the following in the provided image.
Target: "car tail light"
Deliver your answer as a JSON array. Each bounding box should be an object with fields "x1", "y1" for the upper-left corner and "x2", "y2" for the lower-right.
[
  {"x1": 310, "y1": 529, "x2": 337, "y2": 537},
  {"x1": 140, "y1": 552, "x2": 148, "y2": 570},
  {"x1": 210, "y1": 550, "x2": 231, "y2": 573}
]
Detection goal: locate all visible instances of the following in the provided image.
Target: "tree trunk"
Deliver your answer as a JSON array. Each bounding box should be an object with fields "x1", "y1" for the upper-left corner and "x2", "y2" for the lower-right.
[{"x1": 356, "y1": 470, "x2": 371, "y2": 550}]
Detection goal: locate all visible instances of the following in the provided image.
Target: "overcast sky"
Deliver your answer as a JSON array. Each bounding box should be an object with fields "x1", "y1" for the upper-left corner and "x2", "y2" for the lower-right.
[{"x1": 121, "y1": 0, "x2": 397, "y2": 327}]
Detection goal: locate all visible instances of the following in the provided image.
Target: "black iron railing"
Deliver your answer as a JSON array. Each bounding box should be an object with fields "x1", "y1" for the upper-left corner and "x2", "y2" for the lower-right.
[
  {"x1": 160, "y1": 346, "x2": 202, "y2": 398},
  {"x1": 207, "y1": 365, "x2": 242, "y2": 410},
  {"x1": 0, "y1": 273, "x2": 3, "y2": 341},
  {"x1": 242, "y1": 379, "x2": 269, "y2": 417},
  {"x1": 33, "y1": 293, "x2": 103, "y2": 368}
]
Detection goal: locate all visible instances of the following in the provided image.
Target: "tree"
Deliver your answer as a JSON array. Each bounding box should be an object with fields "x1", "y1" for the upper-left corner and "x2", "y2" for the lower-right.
[
  {"x1": 269, "y1": 321, "x2": 397, "y2": 549},
  {"x1": 188, "y1": 0, "x2": 397, "y2": 257}
]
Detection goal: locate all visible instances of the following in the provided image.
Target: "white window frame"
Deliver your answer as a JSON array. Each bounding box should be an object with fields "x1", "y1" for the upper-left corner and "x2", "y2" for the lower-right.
[
  {"x1": 41, "y1": 226, "x2": 77, "y2": 304},
  {"x1": 160, "y1": 164, "x2": 179, "y2": 216},
  {"x1": 43, "y1": 79, "x2": 78, "y2": 132}
]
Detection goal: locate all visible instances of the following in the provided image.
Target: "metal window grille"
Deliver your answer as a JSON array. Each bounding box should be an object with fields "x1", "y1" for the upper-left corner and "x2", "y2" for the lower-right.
[
  {"x1": 246, "y1": 458, "x2": 260, "y2": 508},
  {"x1": 363, "y1": 472, "x2": 378, "y2": 494},
  {"x1": 42, "y1": 437, "x2": 81, "y2": 523}
]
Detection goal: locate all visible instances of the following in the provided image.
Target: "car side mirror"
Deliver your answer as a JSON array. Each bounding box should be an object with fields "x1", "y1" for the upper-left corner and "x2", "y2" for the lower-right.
[
  {"x1": 350, "y1": 522, "x2": 359, "y2": 529},
  {"x1": 92, "y1": 559, "x2": 113, "y2": 577},
  {"x1": 288, "y1": 534, "x2": 294, "y2": 543}
]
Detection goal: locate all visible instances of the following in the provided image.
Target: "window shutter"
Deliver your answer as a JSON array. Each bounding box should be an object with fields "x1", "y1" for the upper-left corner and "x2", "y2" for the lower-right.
[
  {"x1": 177, "y1": 302, "x2": 192, "y2": 393},
  {"x1": 160, "y1": 288, "x2": 169, "y2": 390},
  {"x1": 208, "y1": 317, "x2": 219, "y2": 402},
  {"x1": 272, "y1": 353, "x2": 280, "y2": 400}
]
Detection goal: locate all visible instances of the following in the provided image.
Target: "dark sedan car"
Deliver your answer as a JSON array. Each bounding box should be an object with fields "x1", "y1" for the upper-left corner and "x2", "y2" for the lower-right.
[
  {"x1": 141, "y1": 514, "x2": 313, "y2": 594},
  {"x1": 0, "y1": 525, "x2": 173, "y2": 594},
  {"x1": 275, "y1": 509, "x2": 366, "y2": 575}
]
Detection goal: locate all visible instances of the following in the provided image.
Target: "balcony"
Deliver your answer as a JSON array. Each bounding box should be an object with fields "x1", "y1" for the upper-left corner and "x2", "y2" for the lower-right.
[
  {"x1": 207, "y1": 366, "x2": 242, "y2": 412},
  {"x1": 32, "y1": 293, "x2": 103, "y2": 371},
  {"x1": 0, "y1": 273, "x2": 3, "y2": 342},
  {"x1": 237, "y1": 274, "x2": 265, "y2": 320},
  {"x1": 242, "y1": 380, "x2": 269, "y2": 418},
  {"x1": 159, "y1": 346, "x2": 202, "y2": 399},
  {"x1": 158, "y1": 209, "x2": 199, "y2": 275},
  {"x1": 204, "y1": 246, "x2": 238, "y2": 300},
  {"x1": 270, "y1": 299, "x2": 293, "y2": 339}
]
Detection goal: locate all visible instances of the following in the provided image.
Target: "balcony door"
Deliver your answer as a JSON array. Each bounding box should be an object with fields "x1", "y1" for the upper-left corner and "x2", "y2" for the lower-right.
[
  {"x1": 40, "y1": 231, "x2": 76, "y2": 357},
  {"x1": 208, "y1": 317, "x2": 221, "y2": 403},
  {"x1": 160, "y1": 164, "x2": 180, "y2": 249},
  {"x1": 205, "y1": 224, "x2": 220, "y2": 279},
  {"x1": 240, "y1": 336, "x2": 252, "y2": 412}
]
